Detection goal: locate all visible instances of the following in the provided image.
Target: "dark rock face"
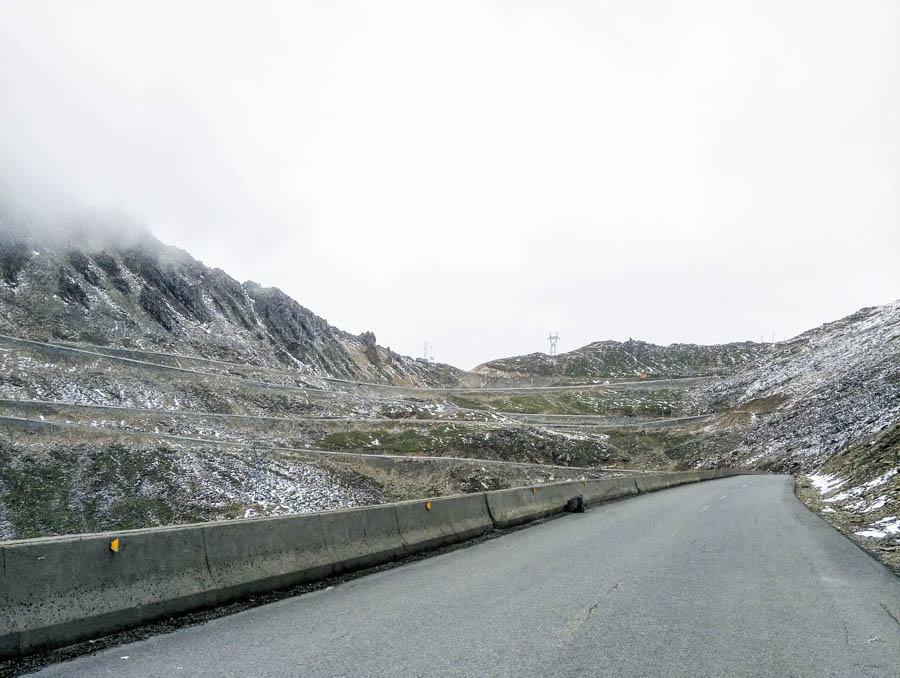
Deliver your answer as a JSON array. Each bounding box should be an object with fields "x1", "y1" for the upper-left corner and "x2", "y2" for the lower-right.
[
  {"x1": 243, "y1": 282, "x2": 360, "y2": 374},
  {"x1": 0, "y1": 241, "x2": 31, "y2": 286},
  {"x1": 205, "y1": 269, "x2": 254, "y2": 331},
  {"x1": 67, "y1": 250, "x2": 101, "y2": 286},
  {"x1": 359, "y1": 331, "x2": 381, "y2": 365},
  {"x1": 57, "y1": 267, "x2": 89, "y2": 308},
  {"x1": 93, "y1": 251, "x2": 131, "y2": 294},
  {"x1": 139, "y1": 287, "x2": 176, "y2": 331},
  {"x1": 124, "y1": 250, "x2": 210, "y2": 325},
  {"x1": 92, "y1": 251, "x2": 120, "y2": 277}
]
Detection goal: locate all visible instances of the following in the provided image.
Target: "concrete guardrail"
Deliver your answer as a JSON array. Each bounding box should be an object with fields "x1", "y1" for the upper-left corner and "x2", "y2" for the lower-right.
[{"x1": 0, "y1": 469, "x2": 750, "y2": 659}]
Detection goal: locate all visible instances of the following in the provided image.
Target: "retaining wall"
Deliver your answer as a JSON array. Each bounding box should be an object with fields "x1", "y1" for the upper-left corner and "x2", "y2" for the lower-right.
[{"x1": 0, "y1": 469, "x2": 750, "y2": 659}]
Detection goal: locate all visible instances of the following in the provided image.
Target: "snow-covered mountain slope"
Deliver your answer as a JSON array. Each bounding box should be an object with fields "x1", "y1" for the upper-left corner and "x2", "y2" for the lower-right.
[
  {"x1": 692, "y1": 300, "x2": 899, "y2": 472},
  {"x1": 0, "y1": 217, "x2": 462, "y2": 387}
]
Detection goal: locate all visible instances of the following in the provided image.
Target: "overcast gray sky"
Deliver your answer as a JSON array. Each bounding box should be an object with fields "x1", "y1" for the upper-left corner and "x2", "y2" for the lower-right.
[{"x1": 1, "y1": 1, "x2": 897, "y2": 369}]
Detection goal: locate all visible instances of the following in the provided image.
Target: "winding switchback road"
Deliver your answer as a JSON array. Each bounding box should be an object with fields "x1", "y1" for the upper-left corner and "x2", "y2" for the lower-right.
[{"x1": 32, "y1": 476, "x2": 900, "y2": 677}]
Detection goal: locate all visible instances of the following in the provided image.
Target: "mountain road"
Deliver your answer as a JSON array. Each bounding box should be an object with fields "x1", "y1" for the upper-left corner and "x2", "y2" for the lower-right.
[{"x1": 30, "y1": 475, "x2": 900, "y2": 677}]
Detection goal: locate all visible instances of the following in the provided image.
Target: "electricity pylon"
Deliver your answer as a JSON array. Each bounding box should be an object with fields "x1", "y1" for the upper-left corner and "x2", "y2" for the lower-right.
[{"x1": 547, "y1": 332, "x2": 559, "y2": 357}]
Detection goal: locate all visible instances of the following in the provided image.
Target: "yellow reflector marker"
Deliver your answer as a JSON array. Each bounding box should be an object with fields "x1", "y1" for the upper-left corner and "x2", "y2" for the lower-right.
[
  {"x1": 110, "y1": 538, "x2": 119, "y2": 553},
  {"x1": 426, "y1": 502, "x2": 432, "y2": 511}
]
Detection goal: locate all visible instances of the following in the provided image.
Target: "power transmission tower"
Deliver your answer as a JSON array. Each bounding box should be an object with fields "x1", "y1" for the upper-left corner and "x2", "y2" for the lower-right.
[{"x1": 547, "y1": 332, "x2": 559, "y2": 357}]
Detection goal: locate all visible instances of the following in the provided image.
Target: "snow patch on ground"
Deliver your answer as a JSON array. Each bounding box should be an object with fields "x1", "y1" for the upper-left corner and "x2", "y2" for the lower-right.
[
  {"x1": 864, "y1": 468, "x2": 898, "y2": 489},
  {"x1": 807, "y1": 472, "x2": 846, "y2": 495},
  {"x1": 857, "y1": 495, "x2": 889, "y2": 514},
  {"x1": 855, "y1": 516, "x2": 900, "y2": 539}
]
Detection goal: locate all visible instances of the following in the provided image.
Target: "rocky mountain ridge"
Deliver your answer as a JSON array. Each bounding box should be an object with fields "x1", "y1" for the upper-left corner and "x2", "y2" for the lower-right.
[
  {"x1": 472, "y1": 338, "x2": 771, "y2": 386},
  {"x1": 0, "y1": 217, "x2": 463, "y2": 387}
]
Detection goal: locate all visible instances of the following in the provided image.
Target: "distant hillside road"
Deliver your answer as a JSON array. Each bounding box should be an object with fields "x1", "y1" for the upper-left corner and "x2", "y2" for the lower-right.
[{"x1": 34, "y1": 476, "x2": 900, "y2": 677}]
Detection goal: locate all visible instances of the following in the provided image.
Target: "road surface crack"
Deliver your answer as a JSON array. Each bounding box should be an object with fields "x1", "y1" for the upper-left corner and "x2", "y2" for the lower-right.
[{"x1": 557, "y1": 581, "x2": 623, "y2": 645}]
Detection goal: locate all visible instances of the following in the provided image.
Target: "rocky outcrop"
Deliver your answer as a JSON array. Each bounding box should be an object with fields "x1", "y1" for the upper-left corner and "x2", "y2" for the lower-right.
[
  {"x1": 358, "y1": 331, "x2": 381, "y2": 365},
  {"x1": 122, "y1": 249, "x2": 211, "y2": 325},
  {"x1": 57, "y1": 267, "x2": 89, "y2": 308},
  {"x1": 242, "y1": 282, "x2": 364, "y2": 375},
  {"x1": 93, "y1": 251, "x2": 131, "y2": 294}
]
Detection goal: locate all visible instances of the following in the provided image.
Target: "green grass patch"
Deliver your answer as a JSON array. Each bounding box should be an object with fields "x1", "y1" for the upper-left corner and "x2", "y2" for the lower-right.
[{"x1": 449, "y1": 395, "x2": 493, "y2": 410}]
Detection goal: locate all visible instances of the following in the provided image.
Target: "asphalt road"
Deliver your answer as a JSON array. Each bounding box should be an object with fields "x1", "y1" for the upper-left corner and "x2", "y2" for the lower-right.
[{"x1": 31, "y1": 476, "x2": 900, "y2": 677}]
